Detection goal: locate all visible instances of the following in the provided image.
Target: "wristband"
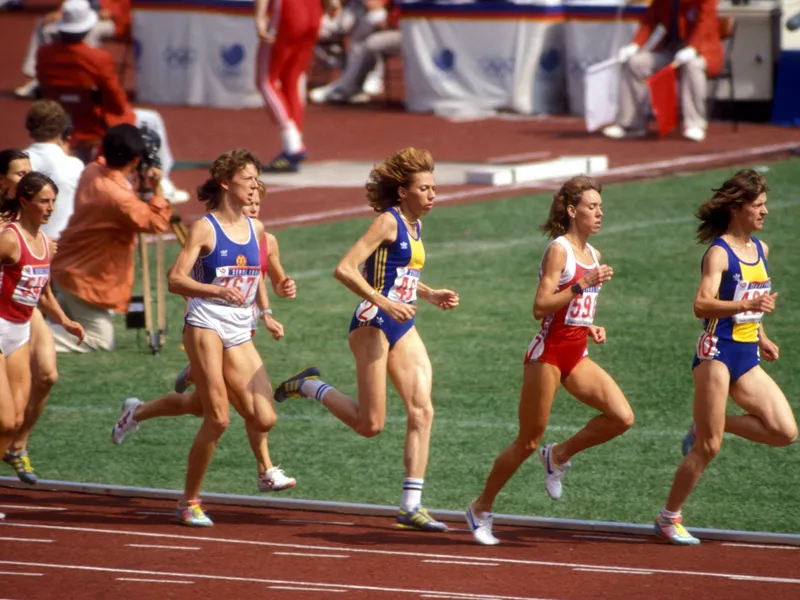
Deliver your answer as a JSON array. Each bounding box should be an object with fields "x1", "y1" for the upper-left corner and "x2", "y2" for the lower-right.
[
  {"x1": 260, "y1": 308, "x2": 273, "y2": 317},
  {"x1": 570, "y1": 282, "x2": 583, "y2": 295}
]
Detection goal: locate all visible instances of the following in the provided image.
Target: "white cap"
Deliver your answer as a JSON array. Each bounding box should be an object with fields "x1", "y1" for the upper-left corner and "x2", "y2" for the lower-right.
[{"x1": 57, "y1": 0, "x2": 99, "y2": 35}]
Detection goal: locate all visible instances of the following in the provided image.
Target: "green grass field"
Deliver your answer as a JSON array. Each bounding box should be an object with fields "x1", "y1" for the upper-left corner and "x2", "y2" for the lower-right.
[{"x1": 15, "y1": 158, "x2": 800, "y2": 533}]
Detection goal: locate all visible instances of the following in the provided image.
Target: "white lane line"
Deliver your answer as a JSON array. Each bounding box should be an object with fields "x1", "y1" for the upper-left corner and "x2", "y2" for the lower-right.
[
  {"x1": 278, "y1": 518, "x2": 355, "y2": 527},
  {"x1": 573, "y1": 568, "x2": 653, "y2": 576},
  {"x1": 486, "y1": 151, "x2": 552, "y2": 164},
  {"x1": 423, "y1": 560, "x2": 498, "y2": 567},
  {"x1": 0, "y1": 571, "x2": 43, "y2": 577},
  {"x1": 0, "y1": 537, "x2": 53, "y2": 543},
  {"x1": 0, "y1": 560, "x2": 554, "y2": 600},
  {"x1": 260, "y1": 141, "x2": 800, "y2": 227},
  {"x1": 269, "y1": 586, "x2": 346, "y2": 593},
  {"x1": 0, "y1": 504, "x2": 66, "y2": 511},
  {"x1": 572, "y1": 534, "x2": 649, "y2": 543},
  {"x1": 126, "y1": 544, "x2": 201, "y2": 551},
  {"x1": 134, "y1": 511, "x2": 174, "y2": 516},
  {"x1": 116, "y1": 578, "x2": 194, "y2": 584},
  {"x1": 3, "y1": 523, "x2": 800, "y2": 586},
  {"x1": 722, "y1": 543, "x2": 797, "y2": 551},
  {"x1": 274, "y1": 552, "x2": 349, "y2": 559}
]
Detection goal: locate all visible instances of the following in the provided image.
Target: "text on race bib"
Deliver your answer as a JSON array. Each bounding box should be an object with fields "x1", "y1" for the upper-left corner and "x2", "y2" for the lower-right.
[
  {"x1": 565, "y1": 290, "x2": 598, "y2": 327},
  {"x1": 732, "y1": 279, "x2": 770, "y2": 324},
  {"x1": 388, "y1": 267, "x2": 420, "y2": 303},
  {"x1": 11, "y1": 266, "x2": 49, "y2": 307},
  {"x1": 214, "y1": 266, "x2": 261, "y2": 306}
]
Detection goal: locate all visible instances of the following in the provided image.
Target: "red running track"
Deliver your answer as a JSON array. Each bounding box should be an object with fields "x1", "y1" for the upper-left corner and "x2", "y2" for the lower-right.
[{"x1": 1, "y1": 487, "x2": 799, "y2": 600}]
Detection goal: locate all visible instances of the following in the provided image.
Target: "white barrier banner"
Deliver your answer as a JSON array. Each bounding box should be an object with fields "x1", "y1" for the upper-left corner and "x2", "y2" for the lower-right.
[
  {"x1": 401, "y1": 18, "x2": 566, "y2": 115},
  {"x1": 133, "y1": 10, "x2": 264, "y2": 108}
]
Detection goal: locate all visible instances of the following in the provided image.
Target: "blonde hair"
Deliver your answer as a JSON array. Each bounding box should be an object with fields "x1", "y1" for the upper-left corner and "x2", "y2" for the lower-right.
[
  {"x1": 696, "y1": 169, "x2": 769, "y2": 244},
  {"x1": 365, "y1": 147, "x2": 434, "y2": 212},
  {"x1": 256, "y1": 180, "x2": 267, "y2": 201},
  {"x1": 196, "y1": 148, "x2": 261, "y2": 210},
  {"x1": 540, "y1": 175, "x2": 602, "y2": 238}
]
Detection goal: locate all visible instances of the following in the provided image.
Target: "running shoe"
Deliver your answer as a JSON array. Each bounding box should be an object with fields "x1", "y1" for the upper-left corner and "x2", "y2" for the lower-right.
[
  {"x1": 465, "y1": 504, "x2": 499, "y2": 545},
  {"x1": 174, "y1": 364, "x2": 193, "y2": 393},
  {"x1": 395, "y1": 505, "x2": 448, "y2": 532},
  {"x1": 273, "y1": 367, "x2": 321, "y2": 403},
  {"x1": 539, "y1": 443, "x2": 571, "y2": 501},
  {"x1": 3, "y1": 449, "x2": 37, "y2": 485},
  {"x1": 654, "y1": 513, "x2": 700, "y2": 546},
  {"x1": 111, "y1": 397, "x2": 142, "y2": 446},
  {"x1": 261, "y1": 151, "x2": 307, "y2": 173},
  {"x1": 682, "y1": 422, "x2": 696, "y2": 456},
  {"x1": 0, "y1": 511, "x2": 4, "y2": 520},
  {"x1": 176, "y1": 500, "x2": 213, "y2": 527},
  {"x1": 257, "y1": 466, "x2": 297, "y2": 492}
]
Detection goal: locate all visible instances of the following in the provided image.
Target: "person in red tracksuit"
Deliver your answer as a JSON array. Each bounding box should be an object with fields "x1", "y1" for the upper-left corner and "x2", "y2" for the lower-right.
[{"x1": 254, "y1": 0, "x2": 340, "y2": 173}]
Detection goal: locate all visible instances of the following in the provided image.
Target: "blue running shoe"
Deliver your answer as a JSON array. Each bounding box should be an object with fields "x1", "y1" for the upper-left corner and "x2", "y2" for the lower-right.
[
  {"x1": 174, "y1": 364, "x2": 193, "y2": 394},
  {"x1": 273, "y1": 367, "x2": 320, "y2": 403},
  {"x1": 261, "y1": 151, "x2": 304, "y2": 173},
  {"x1": 176, "y1": 501, "x2": 213, "y2": 527},
  {"x1": 396, "y1": 505, "x2": 448, "y2": 532},
  {"x1": 682, "y1": 422, "x2": 696, "y2": 456}
]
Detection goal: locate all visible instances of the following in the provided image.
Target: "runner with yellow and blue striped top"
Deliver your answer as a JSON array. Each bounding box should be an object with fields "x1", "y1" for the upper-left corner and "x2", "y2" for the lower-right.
[
  {"x1": 273, "y1": 148, "x2": 460, "y2": 532},
  {"x1": 656, "y1": 169, "x2": 798, "y2": 546}
]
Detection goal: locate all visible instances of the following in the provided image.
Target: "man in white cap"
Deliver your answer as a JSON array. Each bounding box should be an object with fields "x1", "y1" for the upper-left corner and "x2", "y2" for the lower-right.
[
  {"x1": 34, "y1": 0, "x2": 188, "y2": 203},
  {"x1": 14, "y1": 0, "x2": 130, "y2": 99}
]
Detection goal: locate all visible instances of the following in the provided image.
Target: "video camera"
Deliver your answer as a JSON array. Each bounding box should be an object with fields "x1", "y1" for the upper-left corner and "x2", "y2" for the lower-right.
[{"x1": 138, "y1": 123, "x2": 162, "y2": 174}]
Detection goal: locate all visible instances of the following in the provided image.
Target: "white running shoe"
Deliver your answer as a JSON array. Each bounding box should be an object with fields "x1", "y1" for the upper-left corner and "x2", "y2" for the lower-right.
[
  {"x1": 683, "y1": 126, "x2": 706, "y2": 142},
  {"x1": 257, "y1": 466, "x2": 296, "y2": 492},
  {"x1": 111, "y1": 397, "x2": 142, "y2": 446},
  {"x1": 601, "y1": 124, "x2": 646, "y2": 139},
  {"x1": 539, "y1": 443, "x2": 571, "y2": 501},
  {"x1": 465, "y1": 504, "x2": 500, "y2": 545}
]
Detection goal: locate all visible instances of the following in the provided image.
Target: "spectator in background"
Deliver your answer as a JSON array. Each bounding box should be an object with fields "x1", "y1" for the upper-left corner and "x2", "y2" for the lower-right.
[
  {"x1": 48, "y1": 124, "x2": 172, "y2": 353},
  {"x1": 254, "y1": 0, "x2": 341, "y2": 173},
  {"x1": 23, "y1": 100, "x2": 85, "y2": 240},
  {"x1": 310, "y1": 0, "x2": 400, "y2": 105},
  {"x1": 0, "y1": 151, "x2": 32, "y2": 203},
  {"x1": 35, "y1": 0, "x2": 188, "y2": 203},
  {"x1": 15, "y1": 0, "x2": 131, "y2": 99},
  {"x1": 602, "y1": 0, "x2": 722, "y2": 142},
  {"x1": 314, "y1": 0, "x2": 391, "y2": 99}
]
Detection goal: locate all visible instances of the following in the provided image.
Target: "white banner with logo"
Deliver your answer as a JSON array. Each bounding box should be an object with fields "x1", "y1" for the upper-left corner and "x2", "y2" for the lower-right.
[
  {"x1": 133, "y1": 8, "x2": 264, "y2": 108},
  {"x1": 401, "y1": 17, "x2": 566, "y2": 116}
]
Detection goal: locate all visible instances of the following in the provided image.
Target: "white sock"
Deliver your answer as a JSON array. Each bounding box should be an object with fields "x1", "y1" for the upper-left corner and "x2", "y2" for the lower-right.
[
  {"x1": 281, "y1": 122, "x2": 303, "y2": 155},
  {"x1": 660, "y1": 508, "x2": 681, "y2": 520},
  {"x1": 401, "y1": 478, "x2": 424, "y2": 511},
  {"x1": 299, "y1": 378, "x2": 332, "y2": 403}
]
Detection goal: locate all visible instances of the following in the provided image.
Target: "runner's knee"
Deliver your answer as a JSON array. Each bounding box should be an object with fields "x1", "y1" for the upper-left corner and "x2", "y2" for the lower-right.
[
  {"x1": 770, "y1": 421, "x2": 798, "y2": 447},
  {"x1": 357, "y1": 417, "x2": 384, "y2": 438},
  {"x1": 406, "y1": 401, "x2": 434, "y2": 432},
  {"x1": 695, "y1": 435, "x2": 722, "y2": 461}
]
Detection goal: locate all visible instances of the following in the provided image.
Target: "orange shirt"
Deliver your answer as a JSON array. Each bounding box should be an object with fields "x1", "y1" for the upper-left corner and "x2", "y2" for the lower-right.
[
  {"x1": 36, "y1": 41, "x2": 136, "y2": 143},
  {"x1": 51, "y1": 159, "x2": 172, "y2": 313}
]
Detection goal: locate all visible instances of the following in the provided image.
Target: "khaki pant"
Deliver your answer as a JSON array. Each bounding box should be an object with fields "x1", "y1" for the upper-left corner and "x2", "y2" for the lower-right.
[
  {"x1": 617, "y1": 49, "x2": 708, "y2": 132},
  {"x1": 49, "y1": 289, "x2": 115, "y2": 353}
]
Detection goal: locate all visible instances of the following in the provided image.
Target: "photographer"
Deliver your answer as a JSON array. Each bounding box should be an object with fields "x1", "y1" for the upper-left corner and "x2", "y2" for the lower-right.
[
  {"x1": 23, "y1": 100, "x2": 85, "y2": 240},
  {"x1": 48, "y1": 123, "x2": 172, "y2": 353}
]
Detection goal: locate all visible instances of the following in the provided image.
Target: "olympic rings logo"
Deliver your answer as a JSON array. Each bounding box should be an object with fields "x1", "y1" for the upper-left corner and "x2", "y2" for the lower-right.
[
  {"x1": 479, "y1": 56, "x2": 515, "y2": 81},
  {"x1": 164, "y1": 47, "x2": 197, "y2": 69}
]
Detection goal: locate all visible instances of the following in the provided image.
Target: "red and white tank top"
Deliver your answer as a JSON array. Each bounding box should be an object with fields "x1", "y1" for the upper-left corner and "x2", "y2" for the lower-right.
[
  {"x1": 0, "y1": 223, "x2": 51, "y2": 323},
  {"x1": 538, "y1": 236, "x2": 600, "y2": 342}
]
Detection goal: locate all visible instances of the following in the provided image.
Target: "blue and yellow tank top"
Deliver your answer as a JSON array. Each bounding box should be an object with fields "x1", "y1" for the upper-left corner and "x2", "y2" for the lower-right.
[
  {"x1": 362, "y1": 207, "x2": 425, "y2": 304},
  {"x1": 702, "y1": 237, "x2": 770, "y2": 343}
]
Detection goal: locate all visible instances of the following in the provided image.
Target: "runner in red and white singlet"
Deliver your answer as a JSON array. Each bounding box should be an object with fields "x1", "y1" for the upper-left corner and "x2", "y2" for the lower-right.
[
  {"x1": 0, "y1": 172, "x2": 83, "y2": 501},
  {"x1": 466, "y1": 175, "x2": 634, "y2": 546}
]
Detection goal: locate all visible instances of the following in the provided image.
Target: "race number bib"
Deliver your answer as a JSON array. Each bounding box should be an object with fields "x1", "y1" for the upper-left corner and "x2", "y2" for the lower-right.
[
  {"x1": 355, "y1": 299, "x2": 379, "y2": 323},
  {"x1": 695, "y1": 331, "x2": 719, "y2": 360},
  {"x1": 213, "y1": 266, "x2": 260, "y2": 306},
  {"x1": 732, "y1": 279, "x2": 770, "y2": 324},
  {"x1": 10, "y1": 265, "x2": 49, "y2": 307},
  {"x1": 565, "y1": 288, "x2": 599, "y2": 327},
  {"x1": 387, "y1": 267, "x2": 420, "y2": 303}
]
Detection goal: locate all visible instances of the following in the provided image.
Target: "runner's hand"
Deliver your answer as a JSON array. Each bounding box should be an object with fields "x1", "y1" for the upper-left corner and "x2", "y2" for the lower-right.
[
  {"x1": 278, "y1": 276, "x2": 296, "y2": 299},
  {"x1": 262, "y1": 315, "x2": 284, "y2": 341},
  {"x1": 580, "y1": 264, "x2": 614, "y2": 288},
  {"x1": 759, "y1": 336, "x2": 779, "y2": 361},
  {"x1": 744, "y1": 291, "x2": 777, "y2": 314},
  {"x1": 216, "y1": 285, "x2": 245, "y2": 305},
  {"x1": 428, "y1": 288, "x2": 459, "y2": 310},
  {"x1": 384, "y1": 301, "x2": 417, "y2": 323},
  {"x1": 589, "y1": 325, "x2": 606, "y2": 344},
  {"x1": 64, "y1": 319, "x2": 85, "y2": 344}
]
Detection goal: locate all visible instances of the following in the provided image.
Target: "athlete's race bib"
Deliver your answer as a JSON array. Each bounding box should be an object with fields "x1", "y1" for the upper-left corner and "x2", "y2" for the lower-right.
[
  {"x1": 732, "y1": 278, "x2": 771, "y2": 324},
  {"x1": 355, "y1": 299, "x2": 379, "y2": 323},
  {"x1": 11, "y1": 265, "x2": 49, "y2": 307},
  {"x1": 213, "y1": 266, "x2": 261, "y2": 307},
  {"x1": 695, "y1": 331, "x2": 720, "y2": 360},
  {"x1": 387, "y1": 267, "x2": 420, "y2": 303},
  {"x1": 564, "y1": 286, "x2": 599, "y2": 327}
]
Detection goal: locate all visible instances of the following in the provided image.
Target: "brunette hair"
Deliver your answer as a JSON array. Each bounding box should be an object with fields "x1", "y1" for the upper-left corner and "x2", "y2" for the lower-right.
[
  {"x1": 365, "y1": 147, "x2": 434, "y2": 212},
  {"x1": 696, "y1": 169, "x2": 769, "y2": 244},
  {"x1": 25, "y1": 100, "x2": 70, "y2": 142},
  {"x1": 197, "y1": 148, "x2": 261, "y2": 211},
  {"x1": 0, "y1": 149, "x2": 29, "y2": 177},
  {"x1": 540, "y1": 175, "x2": 602, "y2": 238},
  {"x1": 1, "y1": 171, "x2": 58, "y2": 221}
]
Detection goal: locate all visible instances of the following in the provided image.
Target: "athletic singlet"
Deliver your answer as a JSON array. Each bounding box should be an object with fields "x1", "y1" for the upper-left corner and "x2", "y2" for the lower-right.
[
  {"x1": 0, "y1": 223, "x2": 50, "y2": 324},
  {"x1": 362, "y1": 207, "x2": 425, "y2": 304},
  {"x1": 538, "y1": 236, "x2": 601, "y2": 342},
  {"x1": 701, "y1": 237, "x2": 769, "y2": 343}
]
